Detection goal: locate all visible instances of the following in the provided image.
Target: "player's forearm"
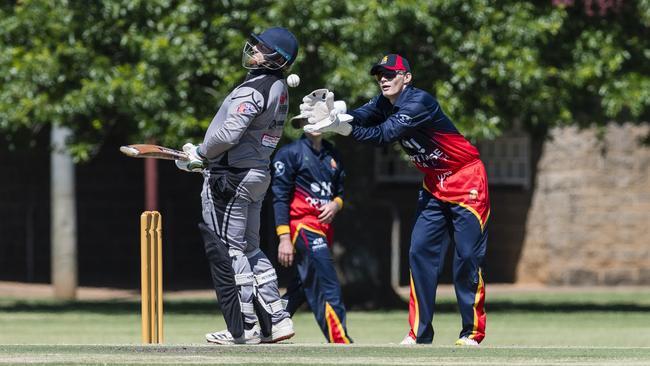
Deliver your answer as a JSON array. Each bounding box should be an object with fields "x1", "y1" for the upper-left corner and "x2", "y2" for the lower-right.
[
  {"x1": 348, "y1": 100, "x2": 384, "y2": 126},
  {"x1": 349, "y1": 124, "x2": 393, "y2": 145},
  {"x1": 350, "y1": 112, "x2": 416, "y2": 145},
  {"x1": 272, "y1": 202, "x2": 291, "y2": 234}
]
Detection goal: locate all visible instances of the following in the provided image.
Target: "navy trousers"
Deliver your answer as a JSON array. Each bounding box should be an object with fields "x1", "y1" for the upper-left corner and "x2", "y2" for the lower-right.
[
  {"x1": 283, "y1": 227, "x2": 352, "y2": 343},
  {"x1": 407, "y1": 188, "x2": 487, "y2": 344}
]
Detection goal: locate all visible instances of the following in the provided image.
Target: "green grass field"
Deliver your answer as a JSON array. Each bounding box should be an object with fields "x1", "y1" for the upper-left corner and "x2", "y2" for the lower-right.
[{"x1": 1, "y1": 288, "x2": 649, "y2": 365}]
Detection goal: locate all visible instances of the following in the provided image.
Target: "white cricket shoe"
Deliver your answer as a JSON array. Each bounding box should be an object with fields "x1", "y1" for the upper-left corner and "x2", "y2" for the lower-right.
[
  {"x1": 205, "y1": 324, "x2": 261, "y2": 345},
  {"x1": 261, "y1": 318, "x2": 295, "y2": 343},
  {"x1": 400, "y1": 334, "x2": 417, "y2": 345},
  {"x1": 455, "y1": 336, "x2": 479, "y2": 346}
]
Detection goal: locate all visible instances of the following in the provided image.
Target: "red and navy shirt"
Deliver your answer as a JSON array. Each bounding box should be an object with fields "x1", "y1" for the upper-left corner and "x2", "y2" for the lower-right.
[
  {"x1": 271, "y1": 136, "x2": 345, "y2": 243},
  {"x1": 349, "y1": 85, "x2": 489, "y2": 228}
]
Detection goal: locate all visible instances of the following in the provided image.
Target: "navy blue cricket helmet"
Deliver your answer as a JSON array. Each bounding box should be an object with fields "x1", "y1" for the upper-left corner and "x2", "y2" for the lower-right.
[{"x1": 243, "y1": 27, "x2": 299, "y2": 70}]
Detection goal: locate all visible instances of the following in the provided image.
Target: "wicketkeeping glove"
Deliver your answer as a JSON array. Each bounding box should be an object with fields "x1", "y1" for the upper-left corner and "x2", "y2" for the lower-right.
[
  {"x1": 303, "y1": 107, "x2": 353, "y2": 136},
  {"x1": 290, "y1": 89, "x2": 335, "y2": 124}
]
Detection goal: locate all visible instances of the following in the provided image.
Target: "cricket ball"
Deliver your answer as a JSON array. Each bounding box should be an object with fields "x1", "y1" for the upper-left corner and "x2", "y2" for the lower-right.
[{"x1": 287, "y1": 74, "x2": 300, "y2": 88}]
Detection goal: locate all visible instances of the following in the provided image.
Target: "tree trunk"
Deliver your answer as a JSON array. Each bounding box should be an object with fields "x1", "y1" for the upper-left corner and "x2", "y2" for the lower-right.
[{"x1": 50, "y1": 126, "x2": 78, "y2": 300}]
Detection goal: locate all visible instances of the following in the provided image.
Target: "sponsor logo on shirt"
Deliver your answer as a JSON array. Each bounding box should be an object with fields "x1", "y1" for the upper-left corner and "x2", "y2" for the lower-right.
[
  {"x1": 310, "y1": 181, "x2": 332, "y2": 196},
  {"x1": 437, "y1": 170, "x2": 452, "y2": 189},
  {"x1": 269, "y1": 119, "x2": 285, "y2": 129},
  {"x1": 305, "y1": 181, "x2": 333, "y2": 208},
  {"x1": 261, "y1": 134, "x2": 280, "y2": 148},
  {"x1": 408, "y1": 147, "x2": 451, "y2": 168},
  {"x1": 273, "y1": 161, "x2": 285, "y2": 176},
  {"x1": 401, "y1": 138, "x2": 426, "y2": 153},
  {"x1": 236, "y1": 102, "x2": 257, "y2": 114},
  {"x1": 306, "y1": 197, "x2": 330, "y2": 208}
]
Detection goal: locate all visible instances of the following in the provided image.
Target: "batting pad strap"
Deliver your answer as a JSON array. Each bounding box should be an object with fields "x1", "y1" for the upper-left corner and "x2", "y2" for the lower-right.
[
  {"x1": 228, "y1": 248, "x2": 245, "y2": 257},
  {"x1": 240, "y1": 302, "x2": 256, "y2": 315},
  {"x1": 234, "y1": 273, "x2": 255, "y2": 286},
  {"x1": 254, "y1": 269, "x2": 277, "y2": 286},
  {"x1": 268, "y1": 300, "x2": 284, "y2": 313},
  {"x1": 257, "y1": 297, "x2": 284, "y2": 314}
]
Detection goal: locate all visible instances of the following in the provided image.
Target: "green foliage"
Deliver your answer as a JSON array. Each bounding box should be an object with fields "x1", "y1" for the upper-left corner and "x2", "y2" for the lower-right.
[
  {"x1": 0, "y1": 0, "x2": 648, "y2": 160},
  {"x1": 0, "y1": 0, "x2": 256, "y2": 158}
]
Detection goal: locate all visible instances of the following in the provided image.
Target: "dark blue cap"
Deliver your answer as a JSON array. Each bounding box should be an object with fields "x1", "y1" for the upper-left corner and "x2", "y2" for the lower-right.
[{"x1": 251, "y1": 27, "x2": 299, "y2": 65}]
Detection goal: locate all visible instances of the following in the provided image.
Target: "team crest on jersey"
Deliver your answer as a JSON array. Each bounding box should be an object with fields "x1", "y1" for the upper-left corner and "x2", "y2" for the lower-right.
[
  {"x1": 236, "y1": 102, "x2": 256, "y2": 114},
  {"x1": 330, "y1": 158, "x2": 337, "y2": 170},
  {"x1": 280, "y1": 92, "x2": 287, "y2": 104},
  {"x1": 395, "y1": 113, "x2": 412, "y2": 125},
  {"x1": 273, "y1": 161, "x2": 285, "y2": 177},
  {"x1": 468, "y1": 188, "x2": 479, "y2": 202}
]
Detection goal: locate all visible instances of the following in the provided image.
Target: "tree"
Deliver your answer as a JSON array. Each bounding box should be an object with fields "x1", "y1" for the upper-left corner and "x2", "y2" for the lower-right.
[
  {"x1": 1, "y1": 0, "x2": 648, "y2": 303},
  {"x1": 1, "y1": 0, "x2": 648, "y2": 160}
]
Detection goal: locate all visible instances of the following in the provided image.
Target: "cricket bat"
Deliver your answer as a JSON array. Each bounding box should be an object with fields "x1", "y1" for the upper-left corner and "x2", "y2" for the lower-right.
[{"x1": 119, "y1": 144, "x2": 189, "y2": 161}]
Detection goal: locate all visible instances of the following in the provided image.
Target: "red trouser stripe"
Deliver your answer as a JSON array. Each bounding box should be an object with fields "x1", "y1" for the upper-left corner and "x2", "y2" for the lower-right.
[
  {"x1": 407, "y1": 271, "x2": 419, "y2": 340},
  {"x1": 469, "y1": 268, "x2": 486, "y2": 342},
  {"x1": 325, "y1": 302, "x2": 350, "y2": 344}
]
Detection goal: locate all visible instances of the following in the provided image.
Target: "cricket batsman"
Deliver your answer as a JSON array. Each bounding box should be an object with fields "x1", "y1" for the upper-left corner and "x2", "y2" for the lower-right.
[
  {"x1": 299, "y1": 54, "x2": 489, "y2": 346},
  {"x1": 175, "y1": 27, "x2": 299, "y2": 345}
]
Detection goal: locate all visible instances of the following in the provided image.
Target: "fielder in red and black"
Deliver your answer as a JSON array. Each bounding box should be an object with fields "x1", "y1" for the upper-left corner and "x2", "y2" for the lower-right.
[
  {"x1": 271, "y1": 124, "x2": 352, "y2": 344},
  {"x1": 303, "y1": 54, "x2": 488, "y2": 346}
]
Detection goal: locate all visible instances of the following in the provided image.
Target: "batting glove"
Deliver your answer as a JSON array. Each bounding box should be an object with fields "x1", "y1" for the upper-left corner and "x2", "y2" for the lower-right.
[
  {"x1": 175, "y1": 143, "x2": 205, "y2": 173},
  {"x1": 175, "y1": 159, "x2": 203, "y2": 173}
]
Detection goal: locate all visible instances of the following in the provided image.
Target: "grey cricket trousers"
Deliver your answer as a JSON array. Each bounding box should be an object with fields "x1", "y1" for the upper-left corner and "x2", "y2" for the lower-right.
[{"x1": 201, "y1": 167, "x2": 289, "y2": 335}]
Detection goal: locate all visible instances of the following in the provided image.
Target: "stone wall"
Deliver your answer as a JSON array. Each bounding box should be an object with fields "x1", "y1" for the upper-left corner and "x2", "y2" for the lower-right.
[{"x1": 516, "y1": 123, "x2": 650, "y2": 285}]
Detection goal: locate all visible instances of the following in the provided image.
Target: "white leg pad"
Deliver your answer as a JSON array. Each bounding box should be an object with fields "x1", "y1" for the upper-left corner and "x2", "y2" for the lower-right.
[
  {"x1": 240, "y1": 302, "x2": 256, "y2": 315},
  {"x1": 235, "y1": 273, "x2": 255, "y2": 286},
  {"x1": 254, "y1": 269, "x2": 277, "y2": 286}
]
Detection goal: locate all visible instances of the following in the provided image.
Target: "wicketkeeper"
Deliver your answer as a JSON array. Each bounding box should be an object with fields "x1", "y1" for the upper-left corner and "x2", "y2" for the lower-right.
[
  {"x1": 298, "y1": 54, "x2": 489, "y2": 346},
  {"x1": 175, "y1": 27, "x2": 299, "y2": 345}
]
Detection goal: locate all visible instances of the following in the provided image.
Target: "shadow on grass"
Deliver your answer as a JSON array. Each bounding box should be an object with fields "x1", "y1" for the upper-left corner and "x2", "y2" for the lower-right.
[
  {"x1": 0, "y1": 299, "x2": 216, "y2": 314},
  {"x1": 1, "y1": 299, "x2": 650, "y2": 314}
]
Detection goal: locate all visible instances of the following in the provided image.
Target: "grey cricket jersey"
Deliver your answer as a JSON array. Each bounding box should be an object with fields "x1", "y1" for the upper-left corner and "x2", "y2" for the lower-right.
[
  {"x1": 199, "y1": 71, "x2": 289, "y2": 169},
  {"x1": 197, "y1": 71, "x2": 291, "y2": 326}
]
